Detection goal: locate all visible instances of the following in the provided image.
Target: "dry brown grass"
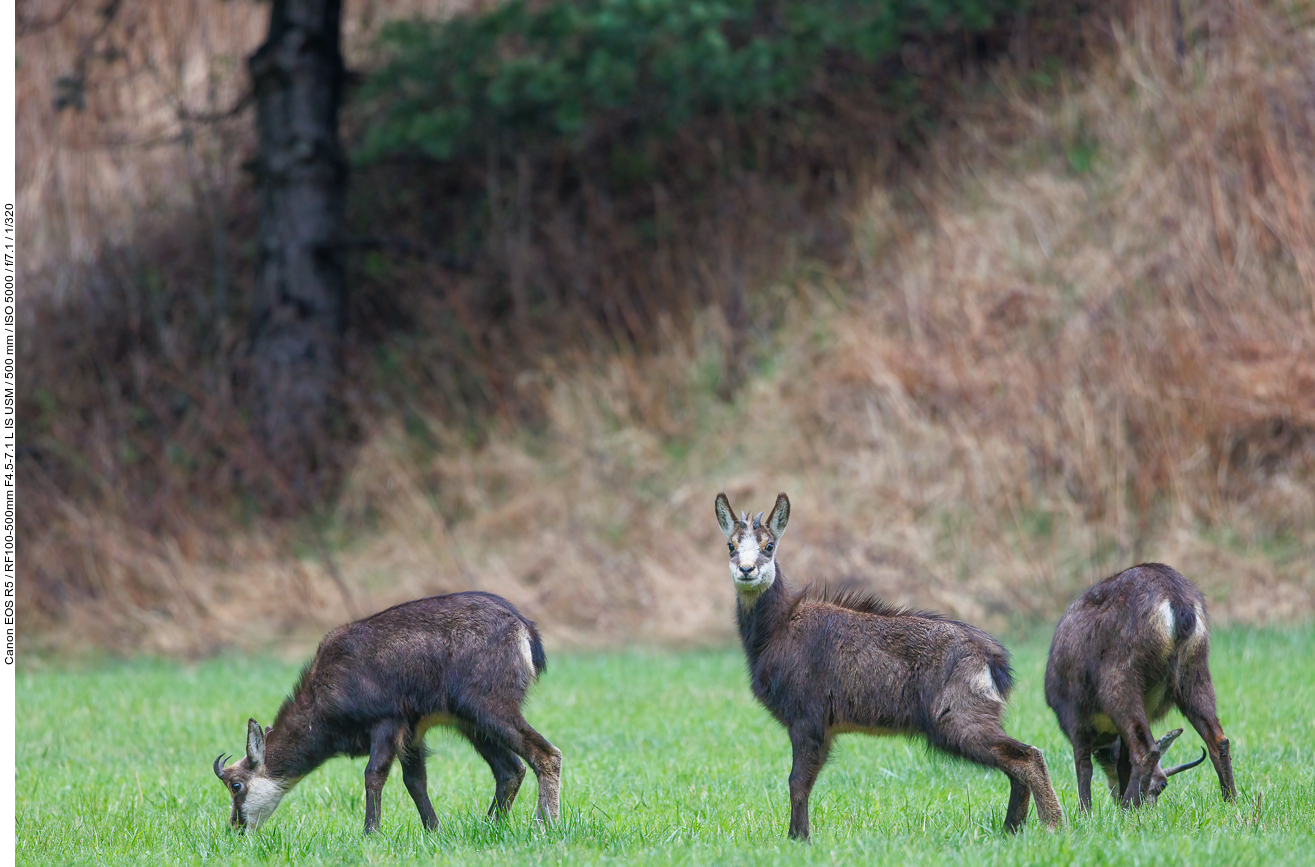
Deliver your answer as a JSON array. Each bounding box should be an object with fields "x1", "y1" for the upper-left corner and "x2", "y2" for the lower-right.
[{"x1": 22, "y1": 0, "x2": 1315, "y2": 655}]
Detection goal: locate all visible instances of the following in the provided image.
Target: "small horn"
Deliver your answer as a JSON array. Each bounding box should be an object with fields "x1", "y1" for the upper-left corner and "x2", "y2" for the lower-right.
[
  {"x1": 740, "y1": 511, "x2": 748, "y2": 524},
  {"x1": 1164, "y1": 748, "x2": 1208, "y2": 777},
  {"x1": 1155, "y1": 727, "x2": 1185, "y2": 756},
  {"x1": 753, "y1": 511, "x2": 764, "y2": 527},
  {"x1": 214, "y1": 753, "x2": 228, "y2": 779}
]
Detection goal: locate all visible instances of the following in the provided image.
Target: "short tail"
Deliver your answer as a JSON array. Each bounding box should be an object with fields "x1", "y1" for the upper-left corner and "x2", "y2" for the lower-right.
[
  {"x1": 524, "y1": 619, "x2": 547, "y2": 677},
  {"x1": 1170, "y1": 596, "x2": 1197, "y2": 646},
  {"x1": 989, "y1": 650, "x2": 1015, "y2": 700}
]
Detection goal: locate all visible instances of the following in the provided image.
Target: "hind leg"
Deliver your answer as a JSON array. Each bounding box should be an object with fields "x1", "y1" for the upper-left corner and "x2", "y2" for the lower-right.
[
  {"x1": 998, "y1": 736, "x2": 1063, "y2": 831},
  {"x1": 465, "y1": 728, "x2": 527, "y2": 819},
  {"x1": 400, "y1": 737, "x2": 440, "y2": 831},
  {"x1": 1004, "y1": 776, "x2": 1032, "y2": 831},
  {"x1": 1178, "y1": 690, "x2": 1236, "y2": 801},
  {"x1": 950, "y1": 725, "x2": 1064, "y2": 831},
  {"x1": 465, "y1": 711, "x2": 562, "y2": 823},
  {"x1": 1074, "y1": 744, "x2": 1094, "y2": 812}
]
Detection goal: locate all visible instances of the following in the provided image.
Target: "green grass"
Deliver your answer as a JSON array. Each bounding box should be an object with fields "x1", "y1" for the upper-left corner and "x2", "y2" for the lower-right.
[{"x1": 17, "y1": 628, "x2": 1315, "y2": 865}]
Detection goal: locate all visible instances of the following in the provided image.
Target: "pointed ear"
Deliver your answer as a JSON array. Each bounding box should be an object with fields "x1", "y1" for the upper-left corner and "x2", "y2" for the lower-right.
[
  {"x1": 765, "y1": 493, "x2": 790, "y2": 538},
  {"x1": 247, "y1": 718, "x2": 266, "y2": 766},
  {"x1": 714, "y1": 493, "x2": 737, "y2": 539}
]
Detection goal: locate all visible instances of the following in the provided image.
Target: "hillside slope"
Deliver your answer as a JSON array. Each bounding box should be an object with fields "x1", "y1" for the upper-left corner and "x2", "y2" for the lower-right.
[{"x1": 25, "y1": 0, "x2": 1315, "y2": 654}]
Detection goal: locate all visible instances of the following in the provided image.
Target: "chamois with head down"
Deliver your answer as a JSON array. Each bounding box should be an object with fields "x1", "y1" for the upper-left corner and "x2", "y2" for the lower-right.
[
  {"x1": 212, "y1": 592, "x2": 562, "y2": 833},
  {"x1": 1045, "y1": 563, "x2": 1236, "y2": 810},
  {"x1": 714, "y1": 492, "x2": 1065, "y2": 840}
]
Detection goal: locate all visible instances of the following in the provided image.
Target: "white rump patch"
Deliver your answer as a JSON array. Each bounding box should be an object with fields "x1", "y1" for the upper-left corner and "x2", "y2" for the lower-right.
[
  {"x1": 519, "y1": 626, "x2": 535, "y2": 675},
  {"x1": 969, "y1": 664, "x2": 1003, "y2": 703},
  {"x1": 1154, "y1": 599, "x2": 1175, "y2": 653}
]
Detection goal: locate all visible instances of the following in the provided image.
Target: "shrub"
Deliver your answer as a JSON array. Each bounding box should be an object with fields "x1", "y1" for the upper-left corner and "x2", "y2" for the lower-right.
[{"x1": 357, "y1": 0, "x2": 1030, "y2": 166}]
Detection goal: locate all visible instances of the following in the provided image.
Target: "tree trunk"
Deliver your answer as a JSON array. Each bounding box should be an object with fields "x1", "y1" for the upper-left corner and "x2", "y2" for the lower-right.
[{"x1": 247, "y1": 0, "x2": 346, "y2": 492}]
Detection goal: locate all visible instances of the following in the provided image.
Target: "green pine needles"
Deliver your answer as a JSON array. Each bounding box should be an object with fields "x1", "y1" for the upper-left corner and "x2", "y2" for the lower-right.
[{"x1": 356, "y1": 0, "x2": 1030, "y2": 166}]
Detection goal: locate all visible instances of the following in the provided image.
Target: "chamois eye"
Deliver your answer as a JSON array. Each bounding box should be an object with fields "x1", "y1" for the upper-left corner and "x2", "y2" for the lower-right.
[
  {"x1": 765, "y1": 542, "x2": 774, "y2": 553},
  {"x1": 728, "y1": 542, "x2": 735, "y2": 554},
  {"x1": 231, "y1": 781, "x2": 243, "y2": 794}
]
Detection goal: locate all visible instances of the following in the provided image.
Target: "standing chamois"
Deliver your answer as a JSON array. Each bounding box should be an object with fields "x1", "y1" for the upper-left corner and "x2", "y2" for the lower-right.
[
  {"x1": 212, "y1": 592, "x2": 562, "y2": 832},
  {"x1": 1045, "y1": 563, "x2": 1236, "y2": 810},
  {"x1": 714, "y1": 492, "x2": 1065, "y2": 840}
]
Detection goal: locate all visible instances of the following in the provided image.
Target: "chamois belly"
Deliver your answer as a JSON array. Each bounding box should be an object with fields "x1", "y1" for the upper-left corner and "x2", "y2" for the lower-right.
[
  {"x1": 1089, "y1": 681, "x2": 1173, "y2": 738},
  {"x1": 829, "y1": 722, "x2": 907, "y2": 738},
  {"x1": 414, "y1": 713, "x2": 461, "y2": 739}
]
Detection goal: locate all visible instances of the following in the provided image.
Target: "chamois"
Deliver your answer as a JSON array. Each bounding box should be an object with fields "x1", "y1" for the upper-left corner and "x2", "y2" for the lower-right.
[
  {"x1": 1045, "y1": 563, "x2": 1236, "y2": 809},
  {"x1": 714, "y1": 492, "x2": 1064, "y2": 840},
  {"x1": 212, "y1": 592, "x2": 562, "y2": 832}
]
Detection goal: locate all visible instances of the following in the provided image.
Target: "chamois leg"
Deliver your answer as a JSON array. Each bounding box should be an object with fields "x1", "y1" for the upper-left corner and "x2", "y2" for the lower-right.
[
  {"x1": 1100, "y1": 707, "x2": 1158, "y2": 806},
  {"x1": 465, "y1": 729, "x2": 527, "y2": 819},
  {"x1": 472, "y1": 711, "x2": 562, "y2": 823},
  {"x1": 1178, "y1": 692, "x2": 1236, "y2": 801},
  {"x1": 399, "y1": 738, "x2": 440, "y2": 831},
  {"x1": 364, "y1": 721, "x2": 400, "y2": 833},
  {"x1": 1114, "y1": 741, "x2": 1133, "y2": 804},
  {"x1": 786, "y1": 724, "x2": 829, "y2": 842},
  {"x1": 959, "y1": 732, "x2": 1064, "y2": 831},
  {"x1": 1092, "y1": 743, "x2": 1122, "y2": 803},
  {"x1": 1074, "y1": 745, "x2": 1095, "y2": 812},
  {"x1": 1004, "y1": 776, "x2": 1032, "y2": 832}
]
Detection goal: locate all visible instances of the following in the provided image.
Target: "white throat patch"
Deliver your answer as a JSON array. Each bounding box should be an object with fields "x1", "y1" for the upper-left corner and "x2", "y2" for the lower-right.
[{"x1": 242, "y1": 776, "x2": 292, "y2": 829}]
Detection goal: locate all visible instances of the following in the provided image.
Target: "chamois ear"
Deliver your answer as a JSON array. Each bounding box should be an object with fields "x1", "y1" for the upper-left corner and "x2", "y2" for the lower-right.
[
  {"x1": 714, "y1": 493, "x2": 737, "y2": 539},
  {"x1": 765, "y1": 493, "x2": 790, "y2": 538},
  {"x1": 246, "y1": 718, "x2": 266, "y2": 767}
]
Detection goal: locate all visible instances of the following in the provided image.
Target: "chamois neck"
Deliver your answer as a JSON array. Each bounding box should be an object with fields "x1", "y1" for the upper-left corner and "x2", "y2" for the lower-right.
[
  {"x1": 735, "y1": 568, "x2": 795, "y2": 668},
  {"x1": 264, "y1": 700, "x2": 327, "y2": 782}
]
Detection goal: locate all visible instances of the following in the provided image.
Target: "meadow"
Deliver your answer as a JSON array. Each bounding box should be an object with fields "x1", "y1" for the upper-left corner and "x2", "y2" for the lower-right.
[{"x1": 16, "y1": 627, "x2": 1315, "y2": 865}]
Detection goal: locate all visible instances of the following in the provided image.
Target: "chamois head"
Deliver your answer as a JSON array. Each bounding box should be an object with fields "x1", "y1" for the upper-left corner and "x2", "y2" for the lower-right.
[
  {"x1": 213, "y1": 719, "x2": 289, "y2": 831},
  {"x1": 1144, "y1": 728, "x2": 1208, "y2": 801},
  {"x1": 715, "y1": 492, "x2": 790, "y2": 596}
]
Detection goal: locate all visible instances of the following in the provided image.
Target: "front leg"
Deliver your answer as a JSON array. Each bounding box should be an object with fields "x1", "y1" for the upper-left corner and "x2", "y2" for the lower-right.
[
  {"x1": 364, "y1": 722, "x2": 400, "y2": 833},
  {"x1": 1074, "y1": 745, "x2": 1094, "y2": 812},
  {"x1": 1093, "y1": 742, "x2": 1122, "y2": 804},
  {"x1": 1112, "y1": 719, "x2": 1158, "y2": 807},
  {"x1": 787, "y1": 724, "x2": 829, "y2": 842}
]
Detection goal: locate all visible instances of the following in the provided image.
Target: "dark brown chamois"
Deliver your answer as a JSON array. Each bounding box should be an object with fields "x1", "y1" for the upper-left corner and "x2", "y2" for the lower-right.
[
  {"x1": 715, "y1": 492, "x2": 1064, "y2": 840},
  {"x1": 1045, "y1": 563, "x2": 1236, "y2": 810},
  {"x1": 212, "y1": 592, "x2": 562, "y2": 832}
]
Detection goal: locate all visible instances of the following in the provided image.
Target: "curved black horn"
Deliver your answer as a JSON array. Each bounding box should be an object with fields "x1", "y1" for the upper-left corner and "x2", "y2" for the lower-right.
[
  {"x1": 1164, "y1": 748, "x2": 1208, "y2": 777},
  {"x1": 213, "y1": 753, "x2": 228, "y2": 779},
  {"x1": 1155, "y1": 727, "x2": 1185, "y2": 756}
]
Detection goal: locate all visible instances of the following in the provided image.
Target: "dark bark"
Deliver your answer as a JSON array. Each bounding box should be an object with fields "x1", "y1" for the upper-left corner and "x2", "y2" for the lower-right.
[{"x1": 248, "y1": 0, "x2": 347, "y2": 488}]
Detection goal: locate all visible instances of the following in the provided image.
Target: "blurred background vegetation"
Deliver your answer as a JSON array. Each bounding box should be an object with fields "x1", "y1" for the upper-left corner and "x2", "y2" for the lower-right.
[{"x1": 16, "y1": 0, "x2": 1315, "y2": 655}]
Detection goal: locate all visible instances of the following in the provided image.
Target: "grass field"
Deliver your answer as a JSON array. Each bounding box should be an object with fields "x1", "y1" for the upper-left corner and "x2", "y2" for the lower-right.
[{"x1": 16, "y1": 628, "x2": 1315, "y2": 865}]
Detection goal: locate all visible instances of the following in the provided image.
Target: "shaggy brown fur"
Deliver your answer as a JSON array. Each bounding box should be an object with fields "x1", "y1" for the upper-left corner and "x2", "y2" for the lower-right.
[
  {"x1": 213, "y1": 592, "x2": 562, "y2": 832},
  {"x1": 715, "y1": 492, "x2": 1064, "y2": 840},
  {"x1": 1045, "y1": 563, "x2": 1237, "y2": 809}
]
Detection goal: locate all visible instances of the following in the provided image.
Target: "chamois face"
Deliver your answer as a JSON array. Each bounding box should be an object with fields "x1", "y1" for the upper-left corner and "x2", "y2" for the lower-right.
[
  {"x1": 715, "y1": 492, "x2": 789, "y2": 596},
  {"x1": 213, "y1": 719, "x2": 289, "y2": 831}
]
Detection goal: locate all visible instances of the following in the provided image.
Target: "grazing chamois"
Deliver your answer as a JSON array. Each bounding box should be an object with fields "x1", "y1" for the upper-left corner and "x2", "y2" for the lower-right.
[
  {"x1": 212, "y1": 592, "x2": 562, "y2": 832},
  {"x1": 1045, "y1": 563, "x2": 1236, "y2": 809},
  {"x1": 714, "y1": 492, "x2": 1064, "y2": 840}
]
